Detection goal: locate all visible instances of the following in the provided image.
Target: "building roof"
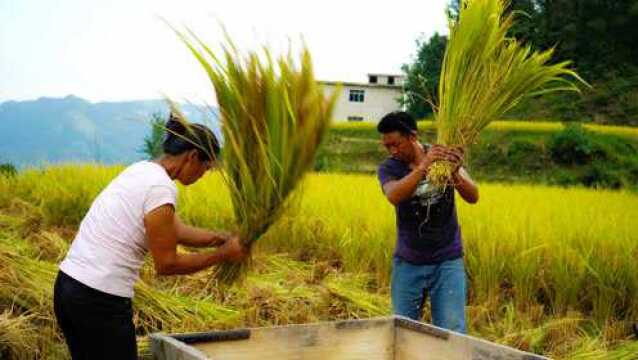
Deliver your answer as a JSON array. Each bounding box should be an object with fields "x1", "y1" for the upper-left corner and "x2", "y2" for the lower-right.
[
  {"x1": 367, "y1": 73, "x2": 405, "y2": 78},
  {"x1": 317, "y1": 80, "x2": 403, "y2": 90}
]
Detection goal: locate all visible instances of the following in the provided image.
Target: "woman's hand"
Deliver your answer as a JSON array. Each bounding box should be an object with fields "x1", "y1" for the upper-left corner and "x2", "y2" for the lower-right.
[
  {"x1": 206, "y1": 230, "x2": 234, "y2": 247},
  {"x1": 218, "y1": 234, "x2": 247, "y2": 263}
]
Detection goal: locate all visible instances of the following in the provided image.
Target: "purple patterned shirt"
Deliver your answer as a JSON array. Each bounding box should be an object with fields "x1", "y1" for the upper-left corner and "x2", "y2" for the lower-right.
[{"x1": 378, "y1": 156, "x2": 463, "y2": 265}]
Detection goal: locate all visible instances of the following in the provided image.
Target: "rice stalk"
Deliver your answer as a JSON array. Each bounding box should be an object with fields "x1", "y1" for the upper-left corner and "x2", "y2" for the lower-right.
[
  {"x1": 428, "y1": 0, "x2": 588, "y2": 186},
  {"x1": 171, "y1": 25, "x2": 338, "y2": 282}
]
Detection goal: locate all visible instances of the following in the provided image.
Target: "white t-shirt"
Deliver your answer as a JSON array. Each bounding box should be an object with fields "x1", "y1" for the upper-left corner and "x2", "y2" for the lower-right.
[{"x1": 59, "y1": 161, "x2": 177, "y2": 298}]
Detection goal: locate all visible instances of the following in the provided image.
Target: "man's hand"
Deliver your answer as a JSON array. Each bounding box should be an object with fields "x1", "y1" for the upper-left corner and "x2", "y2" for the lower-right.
[
  {"x1": 415, "y1": 144, "x2": 447, "y2": 177},
  {"x1": 444, "y1": 146, "x2": 465, "y2": 173},
  {"x1": 217, "y1": 234, "x2": 247, "y2": 263}
]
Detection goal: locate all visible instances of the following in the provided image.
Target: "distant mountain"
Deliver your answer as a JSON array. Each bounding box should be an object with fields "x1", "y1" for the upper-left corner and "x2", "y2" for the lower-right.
[{"x1": 0, "y1": 96, "x2": 218, "y2": 167}]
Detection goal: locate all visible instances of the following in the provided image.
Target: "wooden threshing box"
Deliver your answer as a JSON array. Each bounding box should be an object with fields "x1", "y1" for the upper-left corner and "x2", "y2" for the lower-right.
[{"x1": 151, "y1": 316, "x2": 548, "y2": 360}]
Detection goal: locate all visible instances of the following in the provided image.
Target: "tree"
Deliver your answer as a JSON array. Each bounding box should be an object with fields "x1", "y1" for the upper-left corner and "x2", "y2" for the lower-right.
[
  {"x1": 140, "y1": 112, "x2": 166, "y2": 159},
  {"x1": 400, "y1": 33, "x2": 448, "y2": 119}
]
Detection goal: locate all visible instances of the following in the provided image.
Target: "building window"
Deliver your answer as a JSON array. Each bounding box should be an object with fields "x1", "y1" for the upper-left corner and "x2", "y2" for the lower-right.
[
  {"x1": 349, "y1": 89, "x2": 365, "y2": 102},
  {"x1": 388, "y1": 76, "x2": 395, "y2": 85},
  {"x1": 369, "y1": 75, "x2": 378, "y2": 84},
  {"x1": 347, "y1": 116, "x2": 364, "y2": 122}
]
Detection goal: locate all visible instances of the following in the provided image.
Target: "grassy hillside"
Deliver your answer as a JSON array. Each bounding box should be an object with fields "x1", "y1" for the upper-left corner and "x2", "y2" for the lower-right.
[{"x1": 317, "y1": 121, "x2": 638, "y2": 190}]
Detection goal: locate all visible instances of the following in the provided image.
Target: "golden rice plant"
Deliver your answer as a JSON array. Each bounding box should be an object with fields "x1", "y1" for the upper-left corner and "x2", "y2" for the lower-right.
[
  {"x1": 173, "y1": 27, "x2": 338, "y2": 282},
  {"x1": 428, "y1": 0, "x2": 588, "y2": 186}
]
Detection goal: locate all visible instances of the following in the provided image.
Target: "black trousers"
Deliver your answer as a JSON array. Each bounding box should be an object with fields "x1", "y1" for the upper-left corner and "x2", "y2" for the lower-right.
[{"x1": 53, "y1": 271, "x2": 137, "y2": 360}]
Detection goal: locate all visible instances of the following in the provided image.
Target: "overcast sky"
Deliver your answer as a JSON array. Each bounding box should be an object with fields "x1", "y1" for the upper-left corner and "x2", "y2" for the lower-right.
[{"x1": 1, "y1": 0, "x2": 450, "y2": 103}]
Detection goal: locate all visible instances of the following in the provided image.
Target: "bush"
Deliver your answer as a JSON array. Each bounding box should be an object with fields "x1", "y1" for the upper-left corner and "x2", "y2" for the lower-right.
[
  {"x1": 472, "y1": 142, "x2": 508, "y2": 166},
  {"x1": 580, "y1": 162, "x2": 622, "y2": 189},
  {"x1": 548, "y1": 123, "x2": 596, "y2": 165},
  {"x1": 506, "y1": 140, "x2": 543, "y2": 170},
  {"x1": 551, "y1": 170, "x2": 579, "y2": 187},
  {"x1": 0, "y1": 163, "x2": 17, "y2": 177},
  {"x1": 314, "y1": 152, "x2": 329, "y2": 172}
]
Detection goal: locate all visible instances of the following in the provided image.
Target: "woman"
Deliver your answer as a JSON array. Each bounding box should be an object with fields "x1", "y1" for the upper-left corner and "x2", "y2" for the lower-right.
[{"x1": 53, "y1": 114, "x2": 246, "y2": 359}]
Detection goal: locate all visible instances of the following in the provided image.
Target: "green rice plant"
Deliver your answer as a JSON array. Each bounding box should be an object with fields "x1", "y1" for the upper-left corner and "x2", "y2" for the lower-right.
[
  {"x1": 0, "y1": 174, "x2": 15, "y2": 208},
  {"x1": 507, "y1": 243, "x2": 546, "y2": 310},
  {"x1": 12, "y1": 165, "x2": 120, "y2": 227},
  {"x1": 428, "y1": 0, "x2": 588, "y2": 186},
  {"x1": 252, "y1": 173, "x2": 396, "y2": 284},
  {"x1": 545, "y1": 245, "x2": 591, "y2": 315},
  {"x1": 172, "y1": 27, "x2": 338, "y2": 282}
]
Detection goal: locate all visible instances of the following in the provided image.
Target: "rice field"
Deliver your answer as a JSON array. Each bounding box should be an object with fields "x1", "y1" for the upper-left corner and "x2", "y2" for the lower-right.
[
  {"x1": 1, "y1": 165, "x2": 637, "y2": 359},
  {"x1": 335, "y1": 120, "x2": 638, "y2": 138}
]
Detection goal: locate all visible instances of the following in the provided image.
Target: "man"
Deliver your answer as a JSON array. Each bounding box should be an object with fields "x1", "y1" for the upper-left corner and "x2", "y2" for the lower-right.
[{"x1": 377, "y1": 111, "x2": 479, "y2": 333}]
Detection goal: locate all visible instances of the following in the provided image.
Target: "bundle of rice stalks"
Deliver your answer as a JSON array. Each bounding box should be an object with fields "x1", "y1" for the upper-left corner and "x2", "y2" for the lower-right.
[
  {"x1": 27, "y1": 231, "x2": 70, "y2": 263},
  {"x1": 0, "y1": 239, "x2": 238, "y2": 336},
  {"x1": 0, "y1": 242, "x2": 57, "y2": 313},
  {"x1": 133, "y1": 280, "x2": 239, "y2": 332},
  {"x1": 322, "y1": 272, "x2": 390, "y2": 318},
  {"x1": 428, "y1": 0, "x2": 588, "y2": 186},
  {"x1": 232, "y1": 254, "x2": 323, "y2": 325},
  {"x1": 0, "y1": 199, "x2": 43, "y2": 238},
  {"x1": 173, "y1": 28, "x2": 337, "y2": 282},
  {"x1": 0, "y1": 310, "x2": 39, "y2": 360}
]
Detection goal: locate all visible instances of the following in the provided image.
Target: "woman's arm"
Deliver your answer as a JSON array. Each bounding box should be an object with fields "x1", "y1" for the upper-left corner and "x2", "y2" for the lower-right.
[
  {"x1": 144, "y1": 205, "x2": 245, "y2": 276},
  {"x1": 174, "y1": 215, "x2": 231, "y2": 248}
]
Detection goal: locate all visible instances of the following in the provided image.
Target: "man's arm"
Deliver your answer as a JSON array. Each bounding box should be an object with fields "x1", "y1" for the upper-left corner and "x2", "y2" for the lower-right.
[
  {"x1": 382, "y1": 144, "x2": 448, "y2": 206},
  {"x1": 145, "y1": 205, "x2": 245, "y2": 276},
  {"x1": 382, "y1": 169, "x2": 426, "y2": 206},
  {"x1": 452, "y1": 167, "x2": 479, "y2": 204},
  {"x1": 174, "y1": 215, "x2": 230, "y2": 248}
]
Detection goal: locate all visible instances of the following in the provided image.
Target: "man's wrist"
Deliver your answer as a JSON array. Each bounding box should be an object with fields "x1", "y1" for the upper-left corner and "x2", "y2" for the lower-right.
[
  {"x1": 451, "y1": 169, "x2": 463, "y2": 187},
  {"x1": 414, "y1": 166, "x2": 428, "y2": 179}
]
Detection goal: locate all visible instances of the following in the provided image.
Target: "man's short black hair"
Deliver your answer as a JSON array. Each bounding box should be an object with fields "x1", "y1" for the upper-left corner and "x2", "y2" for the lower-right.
[{"x1": 377, "y1": 111, "x2": 417, "y2": 136}]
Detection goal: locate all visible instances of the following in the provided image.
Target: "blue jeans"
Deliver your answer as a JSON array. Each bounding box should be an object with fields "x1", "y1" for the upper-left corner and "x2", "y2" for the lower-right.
[{"x1": 391, "y1": 257, "x2": 467, "y2": 333}]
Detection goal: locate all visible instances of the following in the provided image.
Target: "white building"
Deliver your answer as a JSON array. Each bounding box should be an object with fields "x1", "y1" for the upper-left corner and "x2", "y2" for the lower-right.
[{"x1": 319, "y1": 73, "x2": 405, "y2": 123}]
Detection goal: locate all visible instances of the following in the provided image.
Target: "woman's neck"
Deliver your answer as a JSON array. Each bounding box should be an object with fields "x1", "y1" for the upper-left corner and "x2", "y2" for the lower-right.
[{"x1": 156, "y1": 156, "x2": 181, "y2": 180}]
